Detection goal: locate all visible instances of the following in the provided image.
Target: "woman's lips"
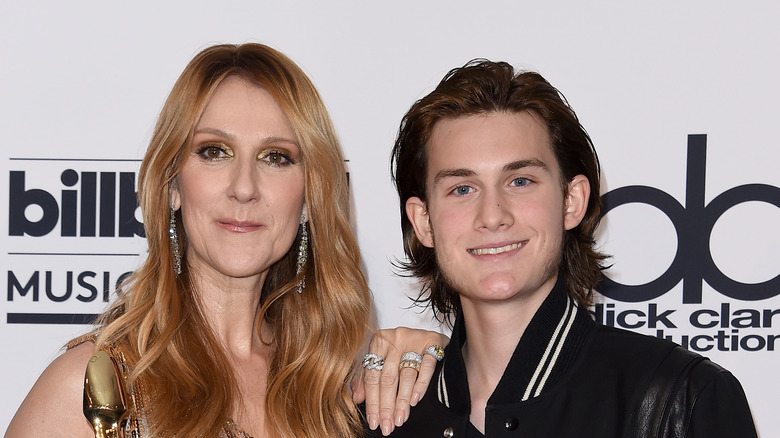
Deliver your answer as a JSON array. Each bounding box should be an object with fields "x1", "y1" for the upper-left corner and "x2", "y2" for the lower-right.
[{"x1": 217, "y1": 219, "x2": 263, "y2": 233}]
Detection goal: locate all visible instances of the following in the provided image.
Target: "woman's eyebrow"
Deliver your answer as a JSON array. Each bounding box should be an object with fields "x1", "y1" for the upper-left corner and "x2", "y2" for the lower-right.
[{"x1": 193, "y1": 128, "x2": 298, "y2": 146}]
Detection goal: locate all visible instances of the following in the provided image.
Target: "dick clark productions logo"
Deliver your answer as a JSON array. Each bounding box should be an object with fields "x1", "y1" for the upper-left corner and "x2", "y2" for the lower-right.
[{"x1": 598, "y1": 135, "x2": 780, "y2": 304}]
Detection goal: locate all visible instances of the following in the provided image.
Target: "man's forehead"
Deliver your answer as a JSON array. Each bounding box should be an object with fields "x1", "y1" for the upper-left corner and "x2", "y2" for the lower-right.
[{"x1": 425, "y1": 111, "x2": 557, "y2": 177}]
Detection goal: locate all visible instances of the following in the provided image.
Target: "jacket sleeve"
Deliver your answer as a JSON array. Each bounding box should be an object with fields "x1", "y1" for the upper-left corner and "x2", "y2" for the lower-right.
[{"x1": 683, "y1": 364, "x2": 758, "y2": 438}]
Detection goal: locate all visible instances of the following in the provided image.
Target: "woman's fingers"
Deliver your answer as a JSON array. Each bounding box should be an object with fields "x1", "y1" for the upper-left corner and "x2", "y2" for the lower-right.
[
  {"x1": 362, "y1": 328, "x2": 449, "y2": 435},
  {"x1": 362, "y1": 330, "x2": 396, "y2": 434},
  {"x1": 411, "y1": 354, "x2": 438, "y2": 405},
  {"x1": 393, "y1": 366, "x2": 419, "y2": 426},
  {"x1": 351, "y1": 367, "x2": 366, "y2": 404}
]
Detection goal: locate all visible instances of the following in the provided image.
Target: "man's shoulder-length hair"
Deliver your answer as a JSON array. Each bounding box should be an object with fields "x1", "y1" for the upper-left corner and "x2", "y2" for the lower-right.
[{"x1": 391, "y1": 59, "x2": 608, "y2": 321}]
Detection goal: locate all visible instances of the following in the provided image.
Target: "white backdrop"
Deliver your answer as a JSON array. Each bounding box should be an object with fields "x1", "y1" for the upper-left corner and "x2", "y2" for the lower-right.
[{"x1": 1, "y1": 1, "x2": 778, "y2": 436}]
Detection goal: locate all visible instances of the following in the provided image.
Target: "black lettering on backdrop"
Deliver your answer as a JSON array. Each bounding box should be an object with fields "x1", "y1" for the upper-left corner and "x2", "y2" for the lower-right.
[
  {"x1": 7, "y1": 270, "x2": 133, "y2": 304},
  {"x1": 6, "y1": 159, "x2": 144, "y2": 324},
  {"x1": 8, "y1": 271, "x2": 39, "y2": 301},
  {"x1": 9, "y1": 169, "x2": 144, "y2": 238},
  {"x1": 598, "y1": 135, "x2": 780, "y2": 303}
]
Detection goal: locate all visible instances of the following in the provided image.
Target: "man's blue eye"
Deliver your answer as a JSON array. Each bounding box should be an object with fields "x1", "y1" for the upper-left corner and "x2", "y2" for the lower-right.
[
  {"x1": 454, "y1": 186, "x2": 472, "y2": 195},
  {"x1": 512, "y1": 178, "x2": 530, "y2": 187}
]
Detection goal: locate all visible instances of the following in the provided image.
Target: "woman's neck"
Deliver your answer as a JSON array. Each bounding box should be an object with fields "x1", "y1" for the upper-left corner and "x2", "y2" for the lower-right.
[
  {"x1": 187, "y1": 264, "x2": 269, "y2": 357},
  {"x1": 187, "y1": 267, "x2": 274, "y2": 437}
]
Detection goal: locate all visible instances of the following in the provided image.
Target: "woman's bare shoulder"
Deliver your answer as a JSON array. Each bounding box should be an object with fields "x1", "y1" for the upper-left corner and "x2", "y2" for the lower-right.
[{"x1": 5, "y1": 342, "x2": 97, "y2": 437}]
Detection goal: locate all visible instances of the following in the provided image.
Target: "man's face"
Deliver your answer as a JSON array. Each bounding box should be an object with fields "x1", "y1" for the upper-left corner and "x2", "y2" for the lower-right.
[{"x1": 406, "y1": 111, "x2": 589, "y2": 308}]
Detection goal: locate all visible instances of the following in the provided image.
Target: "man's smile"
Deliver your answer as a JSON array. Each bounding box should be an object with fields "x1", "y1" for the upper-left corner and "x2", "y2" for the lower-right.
[{"x1": 467, "y1": 241, "x2": 525, "y2": 255}]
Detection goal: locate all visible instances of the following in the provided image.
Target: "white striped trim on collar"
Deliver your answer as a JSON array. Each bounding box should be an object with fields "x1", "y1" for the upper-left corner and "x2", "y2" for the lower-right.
[
  {"x1": 436, "y1": 296, "x2": 578, "y2": 407},
  {"x1": 522, "y1": 296, "x2": 577, "y2": 400}
]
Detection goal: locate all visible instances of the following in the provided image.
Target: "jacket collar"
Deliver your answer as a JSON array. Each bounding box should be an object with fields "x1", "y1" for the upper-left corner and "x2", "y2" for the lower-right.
[{"x1": 436, "y1": 273, "x2": 593, "y2": 412}]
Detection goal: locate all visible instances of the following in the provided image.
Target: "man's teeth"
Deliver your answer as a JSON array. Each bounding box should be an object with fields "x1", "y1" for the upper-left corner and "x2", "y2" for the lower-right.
[{"x1": 468, "y1": 242, "x2": 520, "y2": 255}]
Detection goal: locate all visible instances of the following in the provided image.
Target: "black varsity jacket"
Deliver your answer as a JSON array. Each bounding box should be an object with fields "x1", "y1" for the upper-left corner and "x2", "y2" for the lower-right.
[{"x1": 369, "y1": 277, "x2": 757, "y2": 438}]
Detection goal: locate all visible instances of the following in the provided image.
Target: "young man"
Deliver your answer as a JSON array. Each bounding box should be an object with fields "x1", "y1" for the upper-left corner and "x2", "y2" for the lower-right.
[{"x1": 379, "y1": 61, "x2": 757, "y2": 437}]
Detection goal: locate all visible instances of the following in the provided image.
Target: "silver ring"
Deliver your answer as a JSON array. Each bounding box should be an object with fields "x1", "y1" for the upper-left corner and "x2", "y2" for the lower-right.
[
  {"x1": 363, "y1": 353, "x2": 384, "y2": 371},
  {"x1": 424, "y1": 344, "x2": 445, "y2": 361},
  {"x1": 401, "y1": 351, "x2": 423, "y2": 364}
]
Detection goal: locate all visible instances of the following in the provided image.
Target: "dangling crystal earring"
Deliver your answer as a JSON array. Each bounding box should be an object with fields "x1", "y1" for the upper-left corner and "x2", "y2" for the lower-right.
[
  {"x1": 296, "y1": 220, "x2": 308, "y2": 293},
  {"x1": 169, "y1": 206, "x2": 182, "y2": 275}
]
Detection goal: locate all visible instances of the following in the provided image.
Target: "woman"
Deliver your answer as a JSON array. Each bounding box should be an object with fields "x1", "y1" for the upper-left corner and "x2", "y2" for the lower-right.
[{"x1": 7, "y1": 43, "x2": 440, "y2": 438}]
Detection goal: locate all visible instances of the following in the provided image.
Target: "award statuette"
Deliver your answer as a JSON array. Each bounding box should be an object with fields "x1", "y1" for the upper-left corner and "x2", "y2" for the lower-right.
[{"x1": 83, "y1": 350, "x2": 129, "y2": 438}]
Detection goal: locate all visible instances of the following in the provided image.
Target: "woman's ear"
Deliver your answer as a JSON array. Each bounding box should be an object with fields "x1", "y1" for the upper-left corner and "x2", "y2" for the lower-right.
[
  {"x1": 564, "y1": 174, "x2": 590, "y2": 230},
  {"x1": 170, "y1": 181, "x2": 181, "y2": 211},
  {"x1": 405, "y1": 197, "x2": 434, "y2": 248},
  {"x1": 301, "y1": 203, "x2": 308, "y2": 224}
]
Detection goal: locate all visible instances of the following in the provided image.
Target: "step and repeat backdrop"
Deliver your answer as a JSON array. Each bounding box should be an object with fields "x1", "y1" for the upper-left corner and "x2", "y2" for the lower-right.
[{"x1": 1, "y1": 1, "x2": 778, "y2": 435}]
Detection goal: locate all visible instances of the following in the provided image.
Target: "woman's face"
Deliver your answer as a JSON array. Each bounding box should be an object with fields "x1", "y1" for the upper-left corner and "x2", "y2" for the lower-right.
[{"x1": 172, "y1": 75, "x2": 305, "y2": 287}]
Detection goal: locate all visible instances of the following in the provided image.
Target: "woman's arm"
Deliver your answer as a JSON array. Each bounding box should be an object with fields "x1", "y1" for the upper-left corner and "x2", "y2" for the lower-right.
[{"x1": 6, "y1": 342, "x2": 97, "y2": 438}]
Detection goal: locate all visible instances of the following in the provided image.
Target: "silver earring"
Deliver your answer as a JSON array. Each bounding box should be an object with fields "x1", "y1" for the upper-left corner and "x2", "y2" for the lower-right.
[
  {"x1": 169, "y1": 207, "x2": 182, "y2": 275},
  {"x1": 296, "y1": 220, "x2": 308, "y2": 293}
]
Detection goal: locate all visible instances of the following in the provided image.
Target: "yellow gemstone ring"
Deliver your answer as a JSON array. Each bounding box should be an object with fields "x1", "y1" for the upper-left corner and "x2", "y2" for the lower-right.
[{"x1": 424, "y1": 344, "x2": 445, "y2": 361}]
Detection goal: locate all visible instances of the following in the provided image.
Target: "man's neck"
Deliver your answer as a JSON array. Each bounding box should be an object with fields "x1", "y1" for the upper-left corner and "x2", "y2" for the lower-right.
[
  {"x1": 459, "y1": 278, "x2": 556, "y2": 433},
  {"x1": 460, "y1": 295, "x2": 546, "y2": 394}
]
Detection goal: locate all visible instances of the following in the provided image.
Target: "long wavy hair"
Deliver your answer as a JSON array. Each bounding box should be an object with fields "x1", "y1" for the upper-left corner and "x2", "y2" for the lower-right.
[
  {"x1": 92, "y1": 43, "x2": 370, "y2": 437},
  {"x1": 391, "y1": 59, "x2": 607, "y2": 318}
]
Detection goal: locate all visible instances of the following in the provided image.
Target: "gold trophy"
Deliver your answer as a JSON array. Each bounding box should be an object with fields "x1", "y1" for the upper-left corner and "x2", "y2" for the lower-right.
[{"x1": 83, "y1": 350, "x2": 129, "y2": 438}]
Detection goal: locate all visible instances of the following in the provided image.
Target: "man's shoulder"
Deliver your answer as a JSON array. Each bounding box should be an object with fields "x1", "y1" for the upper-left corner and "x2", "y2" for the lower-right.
[
  {"x1": 585, "y1": 325, "x2": 751, "y2": 407},
  {"x1": 576, "y1": 323, "x2": 715, "y2": 389},
  {"x1": 588, "y1": 322, "x2": 681, "y2": 362}
]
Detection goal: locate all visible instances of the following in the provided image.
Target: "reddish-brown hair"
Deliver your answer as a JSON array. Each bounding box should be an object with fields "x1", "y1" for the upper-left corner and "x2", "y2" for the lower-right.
[{"x1": 94, "y1": 43, "x2": 369, "y2": 437}]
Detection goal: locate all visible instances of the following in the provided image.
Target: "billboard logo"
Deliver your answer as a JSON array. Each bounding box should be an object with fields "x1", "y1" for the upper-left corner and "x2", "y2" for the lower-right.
[
  {"x1": 8, "y1": 270, "x2": 132, "y2": 303},
  {"x1": 5, "y1": 159, "x2": 144, "y2": 324},
  {"x1": 9, "y1": 168, "x2": 144, "y2": 238},
  {"x1": 598, "y1": 134, "x2": 780, "y2": 303}
]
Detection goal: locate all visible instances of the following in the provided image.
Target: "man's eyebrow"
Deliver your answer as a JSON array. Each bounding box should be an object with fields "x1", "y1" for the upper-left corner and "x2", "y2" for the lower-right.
[
  {"x1": 433, "y1": 168, "x2": 475, "y2": 185},
  {"x1": 432, "y1": 159, "x2": 552, "y2": 185},
  {"x1": 504, "y1": 158, "x2": 550, "y2": 173}
]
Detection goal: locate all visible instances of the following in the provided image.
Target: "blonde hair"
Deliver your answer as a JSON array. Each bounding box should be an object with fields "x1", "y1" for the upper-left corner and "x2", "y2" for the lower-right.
[{"x1": 94, "y1": 43, "x2": 370, "y2": 437}]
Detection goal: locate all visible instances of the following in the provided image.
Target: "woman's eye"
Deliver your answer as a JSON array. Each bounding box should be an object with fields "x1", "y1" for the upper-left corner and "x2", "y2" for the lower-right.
[
  {"x1": 261, "y1": 151, "x2": 294, "y2": 166},
  {"x1": 511, "y1": 177, "x2": 530, "y2": 187},
  {"x1": 197, "y1": 145, "x2": 231, "y2": 161},
  {"x1": 453, "y1": 185, "x2": 474, "y2": 196}
]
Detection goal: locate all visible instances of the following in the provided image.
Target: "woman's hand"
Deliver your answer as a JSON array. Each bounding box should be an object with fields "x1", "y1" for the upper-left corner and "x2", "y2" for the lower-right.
[{"x1": 353, "y1": 327, "x2": 449, "y2": 436}]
